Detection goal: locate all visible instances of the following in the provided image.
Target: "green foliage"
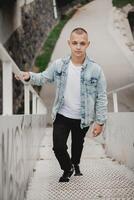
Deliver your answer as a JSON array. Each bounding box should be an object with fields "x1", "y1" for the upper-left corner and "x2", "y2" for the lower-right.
[
  {"x1": 56, "y1": 0, "x2": 92, "y2": 8},
  {"x1": 112, "y1": 0, "x2": 134, "y2": 7},
  {"x1": 81, "y1": 0, "x2": 91, "y2": 5},
  {"x1": 56, "y1": 0, "x2": 75, "y2": 7},
  {"x1": 35, "y1": 13, "x2": 74, "y2": 72}
]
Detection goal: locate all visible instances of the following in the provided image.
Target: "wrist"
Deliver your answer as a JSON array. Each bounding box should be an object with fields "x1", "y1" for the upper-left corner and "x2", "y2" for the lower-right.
[{"x1": 25, "y1": 72, "x2": 30, "y2": 81}]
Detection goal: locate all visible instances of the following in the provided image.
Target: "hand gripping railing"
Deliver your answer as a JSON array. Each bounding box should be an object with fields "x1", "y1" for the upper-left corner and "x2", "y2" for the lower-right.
[
  {"x1": 108, "y1": 82, "x2": 134, "y2": 112},
  {"x1": 0, "y1": 43, "x2": 47, "y2": 115}
]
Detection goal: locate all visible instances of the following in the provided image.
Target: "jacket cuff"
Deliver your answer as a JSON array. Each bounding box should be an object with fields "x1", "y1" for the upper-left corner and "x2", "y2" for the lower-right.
[{"x1": 95, "y1": 121, "x2": 105, "y2": 126}]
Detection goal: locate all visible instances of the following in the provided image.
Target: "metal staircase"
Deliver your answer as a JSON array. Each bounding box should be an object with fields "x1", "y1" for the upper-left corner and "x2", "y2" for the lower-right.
[{"x1": 0, "y1": 43, "x2": 134, "y2": 200}]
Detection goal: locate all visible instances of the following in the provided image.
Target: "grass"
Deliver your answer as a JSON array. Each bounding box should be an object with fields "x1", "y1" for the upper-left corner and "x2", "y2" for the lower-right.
[
  {"x1": 35, "y1": 13, "x2": 75, "y2": 72},
  {"x1": 112, "y1": 0, "x2": 134, "y2": 8}
]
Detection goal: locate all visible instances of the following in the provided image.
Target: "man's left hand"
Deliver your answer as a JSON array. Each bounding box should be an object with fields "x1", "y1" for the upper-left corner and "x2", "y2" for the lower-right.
[{"x1": 92, "y1": 123, "x2": 104, "y2": 137}]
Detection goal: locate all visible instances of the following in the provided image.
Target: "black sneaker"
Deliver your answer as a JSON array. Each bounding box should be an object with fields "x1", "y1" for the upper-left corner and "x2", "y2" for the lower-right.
[
  {"x1": 59, "y1": 166, "x2": 74, "y2": 182},
  {"x1": 74, "y1": 165, "x2": 83, "y2": 176}
]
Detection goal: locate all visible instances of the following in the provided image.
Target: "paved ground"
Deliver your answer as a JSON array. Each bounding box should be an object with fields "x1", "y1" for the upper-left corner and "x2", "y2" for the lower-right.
[
  {"x1": 25, "y1": 128, "x2": 134, "y2": 200},
  {"x1": 40, "y1": 0, "x2": 134, "y2": 125}
]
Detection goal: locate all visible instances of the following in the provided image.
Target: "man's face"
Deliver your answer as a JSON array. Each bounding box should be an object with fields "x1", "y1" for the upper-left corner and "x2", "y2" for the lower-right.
[{"x1": 68, "y1": 32, "x2": 90, "y2": 58}]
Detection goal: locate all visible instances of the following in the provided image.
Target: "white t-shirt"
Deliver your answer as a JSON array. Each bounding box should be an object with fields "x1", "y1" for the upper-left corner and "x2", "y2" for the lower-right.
[{"x1": 58, "y1": 61, "x2": 82, "y2": 119}]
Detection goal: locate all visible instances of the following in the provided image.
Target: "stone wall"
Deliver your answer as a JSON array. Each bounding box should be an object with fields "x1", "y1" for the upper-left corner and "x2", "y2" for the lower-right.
[
  {"x1": 5, "y1": 0, "x2": 56, "y2": 70},
  {"x1": 0, "y1": 0, "x2": 57, "y2": 114}
]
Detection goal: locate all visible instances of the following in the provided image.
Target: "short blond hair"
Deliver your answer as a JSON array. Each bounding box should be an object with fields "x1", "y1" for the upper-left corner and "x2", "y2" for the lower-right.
[{"x1": 71, "y1": 27, "x2": 88, "y2": 35}]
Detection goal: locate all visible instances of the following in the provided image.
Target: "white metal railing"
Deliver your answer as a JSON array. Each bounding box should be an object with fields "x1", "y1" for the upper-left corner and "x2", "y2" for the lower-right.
[
  {"x1": 0, "y1": 43, "x2": 46, "y2": 115},
  {"x1": 0, "y1": 114, "x2": 47, "y2": 200},
  {"x1": 53, "y1": 0, "x2": 58, "y2": 19},
  {"x1": 0, "y1": 43, "x2": 47, "y2": 200},
  {"x1": 105, "y1": 83, "x2": 134, "y2": 171},
  {"x1": 108, "y1": 82, "x2": 134, "y2": 112},
  {"x1": 104, "y1": 112, "x2": 134, "y2": 171}
]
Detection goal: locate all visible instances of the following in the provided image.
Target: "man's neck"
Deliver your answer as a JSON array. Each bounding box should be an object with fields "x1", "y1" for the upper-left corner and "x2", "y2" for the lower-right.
[{"x1": 71, "y1": 55, "x2": 86, "y2": 66}]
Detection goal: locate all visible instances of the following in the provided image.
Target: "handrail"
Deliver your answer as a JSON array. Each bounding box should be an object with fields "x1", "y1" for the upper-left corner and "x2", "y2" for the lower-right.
[
  {"x1": 0, "y1": 43, "x2": 21, "y2": 75},
  {"x1": 107, "y1": 82, "x2": 134, "y2": 112},
  {"x1": 108, "y1": 82, "x2": 134, "y2": 95},
  {"x1": 0, "y1": 43, "x2": 46, "y2": 115},
  {"x1": 0, "y1": 44, "x2": 47, "y2": 200}
]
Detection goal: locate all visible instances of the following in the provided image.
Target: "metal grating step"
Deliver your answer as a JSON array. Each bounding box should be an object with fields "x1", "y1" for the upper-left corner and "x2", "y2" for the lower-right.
[{"x1": 25, "y1": 128, "x2": 134, "y2": 200}]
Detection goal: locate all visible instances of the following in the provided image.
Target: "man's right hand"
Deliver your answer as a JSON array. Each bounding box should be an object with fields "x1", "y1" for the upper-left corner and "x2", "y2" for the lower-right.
[{"x1": 15, "y1": 71, "x2": 30, "y2": 81}]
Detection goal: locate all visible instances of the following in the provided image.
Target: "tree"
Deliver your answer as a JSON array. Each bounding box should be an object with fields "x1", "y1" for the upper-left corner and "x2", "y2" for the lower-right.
[
  {"x1": 112, "y1": 0, "x2": 134, "y2": 8},
  {"x1": 56, "y1": 0, "x2": 74, "y2": 8}
]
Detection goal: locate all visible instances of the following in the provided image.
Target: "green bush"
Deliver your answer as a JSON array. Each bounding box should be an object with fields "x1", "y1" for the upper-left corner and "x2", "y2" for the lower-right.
[
  {"x1": 56, "y1": 0, "x2": 75, "y2": 8},
  {"x1": 112, "y1": 0, "x2": 134, "y2": 7},
  {"x1": 57, "y1": 0, "x2": 92, "y2": 8}
]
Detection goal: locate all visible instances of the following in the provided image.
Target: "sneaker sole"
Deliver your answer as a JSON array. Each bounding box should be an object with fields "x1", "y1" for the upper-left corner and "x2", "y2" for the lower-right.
[
  {"x1": 74, "y1": 173, "x2": 83, "y2": 176},
  {"x1": 59, "y1": 177, "x2": 70, "y2": 182}
]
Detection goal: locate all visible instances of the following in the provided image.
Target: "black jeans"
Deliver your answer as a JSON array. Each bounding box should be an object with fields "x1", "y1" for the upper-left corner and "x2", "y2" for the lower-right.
[{"x1": 53, "y1": 113, "x2": 89, "y2": 171}]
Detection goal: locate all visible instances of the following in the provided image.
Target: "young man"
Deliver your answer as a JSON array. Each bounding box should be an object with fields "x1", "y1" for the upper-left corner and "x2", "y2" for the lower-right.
[{"x1": 16, "y1": 27, "x2": 107, "y2": 182}]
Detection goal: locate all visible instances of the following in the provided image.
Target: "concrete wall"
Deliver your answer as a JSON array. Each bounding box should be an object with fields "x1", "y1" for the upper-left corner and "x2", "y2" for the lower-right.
[
  {"x1": 0, "y1": 114, "x2": 46, "y2": 200},
  {"x1": 109, "y1": 4, "x2": 134, "y2": 68},
  {"x1": 105, "y1": 112, "x2": 134, "y2": 171},
  {"x1": 0, "y1": 1, "x2": 21, "y2": 44}
]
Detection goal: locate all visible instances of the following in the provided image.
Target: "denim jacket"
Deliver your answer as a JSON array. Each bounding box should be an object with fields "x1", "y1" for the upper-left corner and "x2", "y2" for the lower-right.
[{"x1": 29, "y1": 55, "x2": 107, "y2": 128}]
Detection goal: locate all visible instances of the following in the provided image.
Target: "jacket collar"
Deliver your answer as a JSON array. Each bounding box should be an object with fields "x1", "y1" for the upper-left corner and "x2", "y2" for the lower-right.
[{"x1": 62, "y1": 55, "x2": 90, "y2": 69}]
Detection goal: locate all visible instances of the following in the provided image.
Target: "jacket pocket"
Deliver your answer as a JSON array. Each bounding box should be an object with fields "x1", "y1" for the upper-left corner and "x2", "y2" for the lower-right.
[{"x1": 85, "y1": 78, "x2": 97, "y2": 94}]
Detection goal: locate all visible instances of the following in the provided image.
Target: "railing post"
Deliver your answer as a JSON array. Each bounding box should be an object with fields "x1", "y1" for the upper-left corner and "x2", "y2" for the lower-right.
[
  {"x1": 2, "y1": 61, "x2": 13, "y2": 115},
  {"x1": 53, "y1": 0, "x2": 58, "y2": 19},
  {"x1": 24, "y1": 85, "x2": 30, "y2": 114},
  {"x1": 37, "y1": 98, "x2": 47, "y2": 114},
  {"x1": 113, "y1": 92, "x2": 118, "y2": 112},
  {"x1": 32, "y1": 93, "x2": 37, "y2": 114}
]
